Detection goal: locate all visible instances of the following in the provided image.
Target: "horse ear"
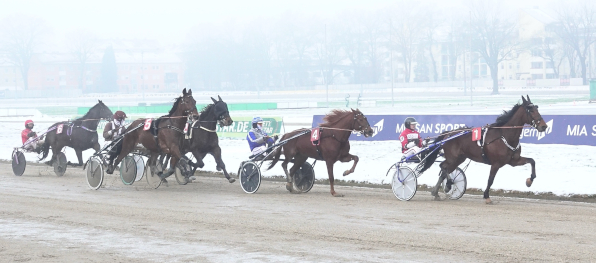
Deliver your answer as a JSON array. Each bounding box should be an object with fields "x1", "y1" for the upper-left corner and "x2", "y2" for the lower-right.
[
  {"x1": 211, "y1": 97, "x2": 217, "y2": 104},
  {"x1": 182, "y1": 88, "x2": 187, "y2": 95},
  {"x1": 187, "y1": 89, "x2": 192, "y2": 95},
  {"x1": 218, "y1": 95, "x2": 222, "y2": 101},
  {"x1": 526, "y1": 95, "x2": 531, "y2": 103},
  {"x1": 521, "y1": 96, "x2": 527, "y2": 104},
  {"x1": 350, "y1": 108, "x2": 354, "y2": 112}
]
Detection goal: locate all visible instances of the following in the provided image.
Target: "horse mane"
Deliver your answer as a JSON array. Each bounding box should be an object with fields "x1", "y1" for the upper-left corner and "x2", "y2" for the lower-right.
[
  {"x1": 74, "y1": 102, "x2": 103, "y2": 122},
  {"x1": 320, "y1": 110, "x2": 352, "y2": 127},
  {"x1": 490, "y1": 103, "x2": 522, "y2": 127},
  {"x1": 199, "y1": 104, "x2": 214, "y2": 118},
  {"x1": 168, "y1": 96, "x2": 183, "y2": 116}
]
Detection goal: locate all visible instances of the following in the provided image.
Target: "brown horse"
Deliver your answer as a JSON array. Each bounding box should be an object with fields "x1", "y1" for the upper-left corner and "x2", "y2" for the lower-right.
[
  {"x1": 267, "y1": 109, "x2": 374, "y2": 197},
  {"x1": 106, "y1": 88, "x2": 199, "y2": 181},
  {"x1": 421, "y1": 95, "x2": 548, "y2": 204}
]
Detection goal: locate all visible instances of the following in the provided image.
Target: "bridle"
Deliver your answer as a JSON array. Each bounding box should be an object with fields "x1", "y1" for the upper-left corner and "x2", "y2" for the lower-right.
[
  {"x1": 180, "y1": 95, "x2": 198, "y2": 116},
  {"x1": 352, "y1": 112, "x2": 371, "y2": 136},
  {"x1": 525, "y1": 103, "x2": 543, "y2": 129}
]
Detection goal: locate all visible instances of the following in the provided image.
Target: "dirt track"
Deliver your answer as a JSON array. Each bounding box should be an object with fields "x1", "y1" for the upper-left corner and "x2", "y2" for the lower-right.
[{"x1": 1, "y1": 163, "x2": 595, "y2": 263}]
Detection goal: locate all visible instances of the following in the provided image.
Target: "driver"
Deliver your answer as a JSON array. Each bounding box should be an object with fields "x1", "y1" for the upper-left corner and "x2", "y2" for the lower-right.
[
  {"x1": 247, "y1": 117, "x2": 278, "y2": 156},
  {"x1": 104, "y1": 111, "x2": 127, "y2": 170},
  {"x1": 399, "y1": 117, "x2": 423, "y2": 159},
  {"x1": 21, "y1": 120, "x2": 44, "y2": 153}
]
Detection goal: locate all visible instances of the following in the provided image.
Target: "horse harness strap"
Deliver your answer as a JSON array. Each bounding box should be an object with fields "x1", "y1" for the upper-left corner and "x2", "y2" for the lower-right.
[{"x1": 501, "y1": 136, "x2": 520, "y2": 152}]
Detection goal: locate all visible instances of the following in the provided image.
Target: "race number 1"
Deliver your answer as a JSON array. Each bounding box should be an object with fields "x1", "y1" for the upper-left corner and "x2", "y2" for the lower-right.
[
  {"x1": 56, "y1": 124, "x2": 64, "y2": 134},
  {"x1": 472, "y1": 127, "x2": 482, "y2": 141},
  {"x1": 311, "y1": 128, "x2": 320, "y2": 145},
  {"x1": 143, "y1": 119, "x2": 153, "y2": 131}
]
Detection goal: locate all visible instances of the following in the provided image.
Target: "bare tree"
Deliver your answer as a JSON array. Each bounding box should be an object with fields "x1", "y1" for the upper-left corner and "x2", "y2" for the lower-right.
[
  {"x1": 534, "y1": 37, "x2": 566, "y2": 78},
  {"x1": 66, "y1": 29, "x2": 97, "y2": 91},
  {"x1": 552, "y1": 0, "x2": 596, "y2": 84},
  {"x1": 0, "y1": 15, "x2": 48, "y2": 90},
  {"x1": 469, "y1": 1, "x2": 519, "y2": 94},
  {"x1": 388, "y1": 2, "x2": 426, "y2": 83}
]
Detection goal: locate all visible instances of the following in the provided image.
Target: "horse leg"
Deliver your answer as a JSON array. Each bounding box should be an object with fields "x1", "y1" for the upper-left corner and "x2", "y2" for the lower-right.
[
  {"x1": 431, "y1": 168, "x2": 448, "y2": 201},
  {"x1": 212, "y1": 146, "x2": 234, "y2": 183},
  {"x1": 281, "y1": 158, "x2": 295, "y2": 193},
  {"x1": 73, "y1": 149, "x2": 83, "y2": 167},
  {"x1": 326, "y1": 160, "x2": 343, "y2": 197},
  {"x1": 288, "y1": 155, "x2": 308, "y2": 193},
  {"x1": 339, "y1": 154, "x2": 358, "y2": 176},
  {"x1": 509, "y1": 156, "x2": 536, "y2": 187},
  {"x1": 484, "y1": 165, "x2": 501, "y2": 204},
  {"x1": 107, "y1": 139, "x2": 135, "y2": 174}
]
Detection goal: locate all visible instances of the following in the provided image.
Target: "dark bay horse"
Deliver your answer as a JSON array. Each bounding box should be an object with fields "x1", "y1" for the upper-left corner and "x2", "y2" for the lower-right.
[
  {"x1": 182, "y1": 96, "x2": 234, "y2": 182},
  {"x1": 267, "y1": 109, "x2": 374, "y2": 197},
  {"x1": 107, "y1": 88, "x2": 199, "y2": 181},
  {"x1": 422, "y1": 95, "x2": 548, "y2": 204},
  {"x1": 40, "y1": 100, "x2": 113, "y2": 166}
]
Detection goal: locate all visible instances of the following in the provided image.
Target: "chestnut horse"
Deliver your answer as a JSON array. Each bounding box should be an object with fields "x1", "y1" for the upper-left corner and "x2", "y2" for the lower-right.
[
  {"x1": 421, "y1": 95, "x2": 548, "y2": 204},
  {"x1": 267, "y1": 109, "x2": 374, "y2": 197},
  {"x1": 106, "y1": 88, "x2": 199, "y2": 182}
]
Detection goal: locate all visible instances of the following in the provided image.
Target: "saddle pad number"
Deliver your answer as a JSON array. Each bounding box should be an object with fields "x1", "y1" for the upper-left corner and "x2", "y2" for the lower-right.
[
  {"x1": 143, "y1": 119, "x2": 152, "y2": 131},
  {"x1": 183, "y1": 123, "x2": 189, "y2": 133},
  {"x1": 472, "y1": 127, "x2": 482, "y2": 141},
  {"x1": 311, "y1": 128, "x2": 320, "y2": 145},
  {"x1": 57, "y1": 124, "x2": 64, "y2": 134}
]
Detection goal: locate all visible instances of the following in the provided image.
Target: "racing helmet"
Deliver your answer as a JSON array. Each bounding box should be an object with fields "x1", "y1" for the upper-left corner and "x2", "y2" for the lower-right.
[
  {"x1": 252, "y1": 117, "x2": 263, "y2": 124},
  {"x1": 113, "y1": 111, "x2": 127, "y2": 121},
  {"x1": 404, "y1": 117, "x2": 417, "y2": 130},
  {"x1": 25, "y1": 120, "x2": 34, "y2": 128}
]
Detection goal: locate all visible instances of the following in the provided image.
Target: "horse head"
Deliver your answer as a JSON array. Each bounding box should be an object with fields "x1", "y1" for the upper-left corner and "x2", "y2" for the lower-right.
[
  {"x1": 351, "y1": 108, "x2": 374, "y2": 137},
  {"x1": 521, "y1": 95, "x2": 547, "y2": 132},
  {"x1": 172, "y1": 88, "x2": 199, "y2": 118},
  {"x1": 94, "y1": 100, "x2": 114, "y2": 120},
  {"x1": 210, "y1": 95, "x2": 233, "y2": 127}
]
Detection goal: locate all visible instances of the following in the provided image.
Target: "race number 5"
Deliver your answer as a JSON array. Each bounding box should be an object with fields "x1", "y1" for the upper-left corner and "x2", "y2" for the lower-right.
[
  {"x1": 57, "y1": 124, "x2": 64, "y2": 134},
  {"x1": 143, "y1": 119, "x2": 153, "y2": 131},
  {"x1": 472, "y1": 127, "x2": 482, "y2": 141},
  {"x1": 311, "y1": 128, "x2": 320, "y2": 145}
]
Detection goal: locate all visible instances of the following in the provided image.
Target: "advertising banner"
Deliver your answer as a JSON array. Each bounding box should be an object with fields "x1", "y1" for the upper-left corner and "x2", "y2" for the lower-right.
[
  {"x1": 312, "y1": 115, "x2": 596, "y2": 146},
  {"x1": 216, "y1": 117, "x2": 283, "y2": 138}
]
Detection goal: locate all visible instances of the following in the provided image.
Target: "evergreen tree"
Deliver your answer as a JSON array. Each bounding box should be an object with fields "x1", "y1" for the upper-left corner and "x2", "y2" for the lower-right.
[{"x1": 99, "y1": 46, "x2": 118, "y2": 93}]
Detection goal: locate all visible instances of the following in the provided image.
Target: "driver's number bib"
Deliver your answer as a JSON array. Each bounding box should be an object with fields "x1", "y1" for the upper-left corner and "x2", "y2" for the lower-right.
[{"x1": 143, "y1": 119, "x2": 152, "y2": 131}]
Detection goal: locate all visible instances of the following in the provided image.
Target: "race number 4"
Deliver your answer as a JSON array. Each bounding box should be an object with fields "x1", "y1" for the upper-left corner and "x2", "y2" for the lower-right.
[
  {"x1": 472, "y1": 127, "x2": 482, "y2": 141},
  {"x1": 143, "y1": 119, "x2": 153, "y2": 131},
  {"x1": 311, "y1": 128, "x2": 320, "y2": 145},
  {"x1": 56, "y1": 124, "x2": 64, "y2": 134}
]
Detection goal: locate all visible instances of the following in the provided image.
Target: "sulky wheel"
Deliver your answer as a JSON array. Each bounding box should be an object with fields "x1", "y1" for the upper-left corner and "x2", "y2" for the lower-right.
[
  {"x1": 86, "y1": 157, "x2": 104, "y2": 190},
  {"x1": 133, "y1": 155, "x2": 145, "y2": 182},
  {"x1": 120, "y1": 155, "x2": 137, "y2": 185},
  {"x1": 239, "y1": 161, "x2": 261, "y2": 194},
  {"x1": 12, "y1": 150, "x2": 26, "y2": 176},
  {"x1": 175, "y1": 158, "x2": 192, "y2": 185},
  {"x1": 391, "y1": 166, "x2": 417, "y2": 201},
  {"x1": 145, "y1": 163, "x2": 163, "y2": 189},
  {"x1": 293, "y1": 161, "x2": 315, "y2": 193},
  {"x1": 53, "y1": 152, "x2": 67, "y2": 177},
  {"x1": 442, "y1": 167, "x2": 467, "y2": 200}
]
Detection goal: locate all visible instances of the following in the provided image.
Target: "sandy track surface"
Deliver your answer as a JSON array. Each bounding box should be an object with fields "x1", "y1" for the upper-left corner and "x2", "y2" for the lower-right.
[{"x1": 1, "y1": 163, "x2": 595, "y2": 263}]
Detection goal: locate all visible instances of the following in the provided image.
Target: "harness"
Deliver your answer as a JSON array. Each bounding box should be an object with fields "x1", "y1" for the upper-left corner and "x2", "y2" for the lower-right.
[{"x1": 314, "y1": 112, "x2": 369, "y2": 160}]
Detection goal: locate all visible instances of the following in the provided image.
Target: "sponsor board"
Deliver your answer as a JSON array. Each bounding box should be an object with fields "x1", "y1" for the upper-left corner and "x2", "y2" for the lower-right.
[
  {"x1": 312, "y1": 115, "x2": 596, "y2": 146},
  {"x1": 216, "y1": 117, "x2": 283, "y2": 138}
]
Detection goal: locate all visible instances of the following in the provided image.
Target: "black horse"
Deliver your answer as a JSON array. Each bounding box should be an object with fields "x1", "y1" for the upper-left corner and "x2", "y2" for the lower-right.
[
  {"x1": 159, "y1": 96, "x2": 235, "y2": 183},
  {"x1": 40, "y1": 100, "x2": 113, "y2": 166}
]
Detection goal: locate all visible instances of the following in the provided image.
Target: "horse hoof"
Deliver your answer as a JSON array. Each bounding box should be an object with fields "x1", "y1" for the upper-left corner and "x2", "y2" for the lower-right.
[
  {"x1": 228, "y1": 178, "x2": 236, "y2": 183},
  {"x1": 342, "y1": 171, "x2": 350, "y2": 176},
  {"x1": 332, "y1": 193, "x2": 344, "y2": 197},
  {"x1": 286, "y1": 183, "x2": 293, "y2": 192},
  {"x1": 526, "y1": 178, "x2": 533, "y2": 187},
  {"x1": 161, "y1": 179, "x2": 169, "y2": 186},
  {"x1": 485, "y1": 198, "x2": 493, "y2": 205},
  {"x1": 433, "y1": 195, "x2": 442, "y2": 201},
  {"x1": 189, "y1": 176, "x2": 197, "y2": 181}
]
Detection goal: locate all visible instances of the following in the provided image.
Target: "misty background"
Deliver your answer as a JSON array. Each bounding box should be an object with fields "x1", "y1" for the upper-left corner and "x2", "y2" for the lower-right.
[{"x1": 0, "y1": 0, "x2": 594, "y2": 105}]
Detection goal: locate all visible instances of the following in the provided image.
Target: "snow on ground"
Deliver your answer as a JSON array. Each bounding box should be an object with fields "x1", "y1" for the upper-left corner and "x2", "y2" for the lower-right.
[{"x1": 2, "y1": 99, "x2": 595, "y2": 196}]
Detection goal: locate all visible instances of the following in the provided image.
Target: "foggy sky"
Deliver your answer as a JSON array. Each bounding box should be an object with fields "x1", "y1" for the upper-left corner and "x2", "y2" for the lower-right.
[{"x1": 2, "y1": 0, "x2": 553, "y2": 46}]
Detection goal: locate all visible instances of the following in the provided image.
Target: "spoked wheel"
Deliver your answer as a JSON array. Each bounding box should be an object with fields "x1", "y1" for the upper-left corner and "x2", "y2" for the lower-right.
[
  {"x1": 133, "y1": 155, "x2": 145, "y2": 182},
  {"x1": 239, "y1": 161, "x2": 261, "y2": 194},
  {"x1": 120, "y1": 155, "x2": 137, "y2": 185},
  {"x1": 391, "y1": 166, "x2": 417, "y2": 201},
  {"x1": 53, "y1": 152, "x2": 67, "y2": 177},
  {"x1": 175, "y1": 158, "x2": 192, "y2": 185},
  {"x1": 12, "y1": 150, "x2": 26, "y2": 176},
  {"x1": 293, "y1": 161, "x2": 315, "y2": 193},
  {"x1": 145, "y1": 163, "x2": 163, "y2": 189},
  {"x1": 442, "y1": 167, "x2": 467, "y2": 200},
  {"x1": 86, "y1": 157, "x2": 104, "y2": 190}
]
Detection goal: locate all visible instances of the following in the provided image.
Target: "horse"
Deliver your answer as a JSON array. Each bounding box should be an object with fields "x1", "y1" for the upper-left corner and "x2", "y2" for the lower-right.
[
  {"x1": 267, "y1": 109, "x2": 374, "y2": 197},
  {"x1": 106, "y1": 88, "x2": 199, "y2": 181},
  {"x1": 158, "y1": 95, "x2": 235, "y2": 183},
  {"x1": 421, "y1": 95, "x2": 548, "y2": 204},
  {"x1": 39, "y1": 100, "x2": 113, "y2": 166}
]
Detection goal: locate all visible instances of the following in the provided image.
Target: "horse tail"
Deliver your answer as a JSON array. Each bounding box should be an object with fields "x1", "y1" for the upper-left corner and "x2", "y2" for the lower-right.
[
  {"x1": 418, "y1": 134, "x2": 446, "y2": 174},
  {"x1": 38, "y1": 139, "x2": 50, "y2": 161},
  {"x1": 266, "y1": 144, "x2": 283, "y2": 171}
]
